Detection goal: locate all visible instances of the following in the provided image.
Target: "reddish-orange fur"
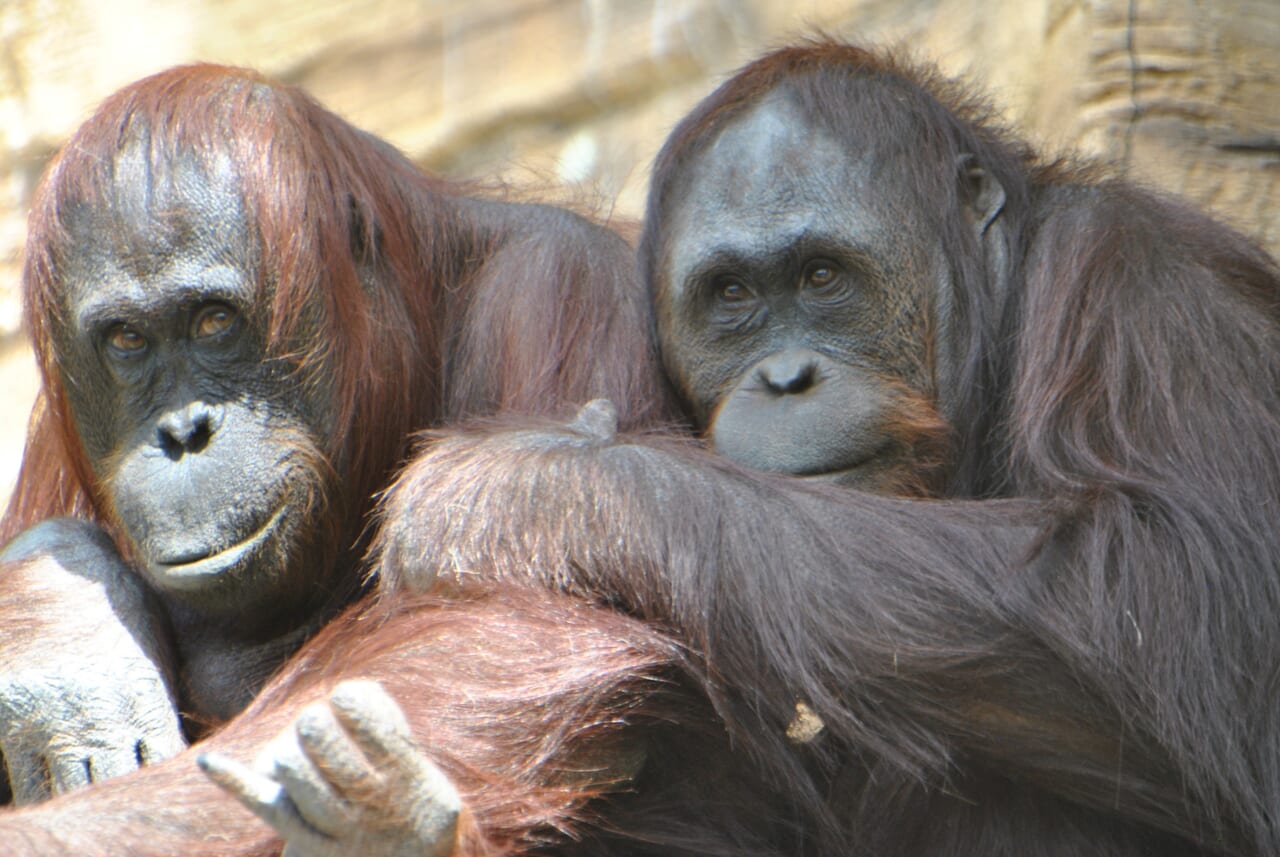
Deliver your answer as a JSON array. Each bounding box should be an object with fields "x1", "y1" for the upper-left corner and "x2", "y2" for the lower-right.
[
  {"x1": 0, "y1": 64, "x2": 687, "y2": 853},
  {"x1": 4, "y1": 63, "x2": 675, "y2": 547},
  {"x1": 0, "y1": 588, "x2": 683, "y2": 855}
]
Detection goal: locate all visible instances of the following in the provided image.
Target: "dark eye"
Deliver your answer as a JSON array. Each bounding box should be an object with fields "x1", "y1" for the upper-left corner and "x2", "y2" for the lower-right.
[
  {"x1": 803, "y1": 260, "x2": 841, "y2": 290},
  {"x1": 193, "y1": 303, "x2": 237, "y2": 339},
  {"x1": 716, "y1": 279, "x2": 752, "y2": 304},
  {"x1": 107, "y1": 324, "x2": 148, "y2": 356}
]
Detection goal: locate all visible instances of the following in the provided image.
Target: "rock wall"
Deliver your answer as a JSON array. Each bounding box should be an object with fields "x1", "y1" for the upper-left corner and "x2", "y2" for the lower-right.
[{"x1": 0, "y1": 0, "x2": 1277, "y2": 501}]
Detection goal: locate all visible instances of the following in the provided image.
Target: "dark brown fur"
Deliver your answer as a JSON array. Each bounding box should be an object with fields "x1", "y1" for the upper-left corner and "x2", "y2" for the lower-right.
[
  {"x1": 6, "y1": 44, "x2": 1280, "y2": 857},
  {"x1": 366, "y1": 43, "x2": 1280, "y2": 856}
]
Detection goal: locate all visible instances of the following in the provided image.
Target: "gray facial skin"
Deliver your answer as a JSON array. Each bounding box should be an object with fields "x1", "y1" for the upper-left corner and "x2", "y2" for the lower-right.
[
  {"x1": 56, "y1": 154, "x2": 329, "y2": 619},
  {"x1": 657, "y1": 93, "x2": 959, "y2": 490}
]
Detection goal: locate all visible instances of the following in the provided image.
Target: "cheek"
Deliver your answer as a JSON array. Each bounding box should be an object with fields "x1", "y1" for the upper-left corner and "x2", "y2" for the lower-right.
[
  {"x1": 103, "y1": 405, "x2": 324, "y2": 538},
  {"x1": 268, "y1": 357, "x2": 334, "y2": 449},
  {"x1": 66, "y1": 393, "x2": 129, "y2": 476},
  {"x1": 875, "y1": 293, "x2": 940, "y2": 396},
  {"x1": 659, "y1": 332, "x2": 743, "y2": 429},
  {"x1": 658, "y1": 297, "x2": 765, "y2": 426}
]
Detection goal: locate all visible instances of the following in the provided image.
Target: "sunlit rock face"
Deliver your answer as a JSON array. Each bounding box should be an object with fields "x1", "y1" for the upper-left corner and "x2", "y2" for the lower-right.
[{"x1": 0, "y1": 0, "x2": 1274, "y2": 506}]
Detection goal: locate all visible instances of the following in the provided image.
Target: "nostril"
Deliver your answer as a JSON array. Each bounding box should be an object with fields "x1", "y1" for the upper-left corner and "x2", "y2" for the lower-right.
[
  {"x1": 155, "y1": 416, "x2": 187, "y2": 458},
  {"x1": 758, "y1": 356, "x2": 820, "y2": 396},
  {"x1": 154, "y1": 401, "x2": 221, "y2": 457},
  {"x1": 186, "y1": 414, "x2": 212, "y2": 454},
  {"x1": 786, "y1": 362, "x2": 818, "y2": 394}
]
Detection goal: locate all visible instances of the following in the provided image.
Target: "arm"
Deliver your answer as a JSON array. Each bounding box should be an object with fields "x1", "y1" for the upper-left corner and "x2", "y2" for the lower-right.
[
  {"x1": 0, "y1": 518, "x2": 186, "y2": 803},
  {"x1": 0, "y1": 588, "x2": 679, "y2": 857},
  {"x1": 372, "y1": 408, "x2": 1240, "y2": 851}
]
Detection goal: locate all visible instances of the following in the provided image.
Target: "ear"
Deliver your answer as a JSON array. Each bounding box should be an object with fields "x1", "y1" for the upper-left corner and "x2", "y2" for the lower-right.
[
  {"x1": 957, "y1": 153, "x2": 1013, "y2": 329},
  {"x1": 346, "y1": 193, "x2": 385, "y2": 292},
  {"x1": 347, "y1": 194, "x2": 383, "y2": 261},
  {"x1": 956, "y1": 153, "x2": 1006, "y2": 235}
]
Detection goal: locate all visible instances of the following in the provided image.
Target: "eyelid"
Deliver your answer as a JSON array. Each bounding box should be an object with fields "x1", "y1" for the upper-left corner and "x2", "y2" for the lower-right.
[
  {"x1": 698, "y1": 265, "x2": 749, "y2": 293},
  {"x1": 800, "y1": 259, "x2": 857, "y2": 305},
  {"x1": 804, "y1": 258, "x2": 840, "y2": 278},
  {"x1": 104, "y1": 322, "x2": 148, "y2": 357},
  {"x1": 192, "y1": 302, "x2": 238, "y2": 339}
]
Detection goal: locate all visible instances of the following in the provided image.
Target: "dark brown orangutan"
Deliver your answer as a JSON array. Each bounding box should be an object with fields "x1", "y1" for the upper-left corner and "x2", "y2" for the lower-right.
[
  {"x1": 0, "y1": 61, "x2": 688, "y2": 851},
  {"x1": 5, "y1": 41, "x2": 1280, "y2": 857},
  {"x1": 357, "y1": 42, "x2": 1280, "y2": 856}
]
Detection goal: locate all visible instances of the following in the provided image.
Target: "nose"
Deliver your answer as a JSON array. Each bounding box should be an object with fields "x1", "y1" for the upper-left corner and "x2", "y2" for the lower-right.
[
  {"x1": 155, "y1": 400, "x2": 224, "y2": 457},
  {"x1": 756, "y1": 349, "x2": 822, "y2": 396}
]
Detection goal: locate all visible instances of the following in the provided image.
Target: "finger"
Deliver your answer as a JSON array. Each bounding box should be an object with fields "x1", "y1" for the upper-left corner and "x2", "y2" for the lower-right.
[
  {"x1": 405, "y1": 754, "x2": 463, "y2": 856},
  {"x1": 130, "y1": 688, "x2": 188, "y2": 765},
  {"x1": 198, "y1": 753, "x2": 335, "y2": 853},
  {"x1": 568, "y1": 398, "x2": 619, "y2": 441},
  {"x1": 294, "y1": 703, "x2": 375, "y2": 799},
  {"x1": 46, "y1": 751, "x2": 91, "y2": 796},
  {"x1": 272, "y1": 741, "x2": 355, "y2": 836},
  {"x1": 326, "y1": 680, "x2": 416, "y2": 768},
  {"x1": 5, "y1": 748, "x2": 50, "y2": 806},
  {"x1": 86, "y1": 746, "x2": 143, "y2": 783},
  {"x1": 199, "y1": 752, "x2": 286, "y2": 816},
  {"x1": 327, "y1": 681, "x2": 461, "y2": 841},
  {"x1": 136, "y1": 726, "x2": 188, "y2": 766}
]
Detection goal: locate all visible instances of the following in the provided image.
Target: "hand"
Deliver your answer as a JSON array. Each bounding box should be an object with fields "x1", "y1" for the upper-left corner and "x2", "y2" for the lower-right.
[
  {"x1": 200, "y1": 680, "x2": 460, "y2": 857},
  {"x1": 0, "y1": 518, "x2": 186, "y2": 803},
  {"x1": 376, "y1": 398, "x2": 620, "y2": 593}
]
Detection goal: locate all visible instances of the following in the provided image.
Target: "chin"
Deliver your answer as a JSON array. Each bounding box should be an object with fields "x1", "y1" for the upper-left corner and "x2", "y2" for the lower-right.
[{"x1": 803, "y1": 455, "x2": 939, "y2": 497}]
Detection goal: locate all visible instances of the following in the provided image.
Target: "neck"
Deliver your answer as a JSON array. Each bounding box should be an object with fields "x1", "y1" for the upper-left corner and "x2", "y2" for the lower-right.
[{"x1": 166, "y1": 603, "x2": 323, "y2": 725}]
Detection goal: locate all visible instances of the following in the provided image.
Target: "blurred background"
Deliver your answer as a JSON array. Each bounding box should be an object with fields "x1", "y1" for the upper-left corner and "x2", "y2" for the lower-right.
[{"x1": 1, "y1": 0, "x2": 1277, "y2": 505}]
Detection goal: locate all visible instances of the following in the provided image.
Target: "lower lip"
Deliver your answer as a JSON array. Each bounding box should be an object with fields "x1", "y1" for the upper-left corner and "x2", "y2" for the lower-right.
[
  {"x1": 151, "y1": 505, "x2": 287, "y2": 584},
  {"x1": 793, "y1": 441, "x2": 891, "y2": 480},
  {"x1": 800, "y1": 468, "x2": 858, "y2": 482}
]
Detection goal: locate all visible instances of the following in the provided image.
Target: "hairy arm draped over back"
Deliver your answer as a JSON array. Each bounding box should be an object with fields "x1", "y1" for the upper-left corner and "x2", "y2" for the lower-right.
[
  {"x1": 373, "y1": 43, "x2": 1280, "y2": 857},
  {"x1": 373, "y1": 416, "x2": 1216, "y2": 848}
]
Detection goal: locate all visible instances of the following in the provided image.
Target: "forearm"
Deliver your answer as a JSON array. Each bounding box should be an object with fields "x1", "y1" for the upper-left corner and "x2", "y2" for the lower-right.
[
  {"x1": 0, "y1": 590, "x2": 680, "y2": 856},
  {"x1": 372, "y1": 424, "x2": 1225, "y2": 846}
]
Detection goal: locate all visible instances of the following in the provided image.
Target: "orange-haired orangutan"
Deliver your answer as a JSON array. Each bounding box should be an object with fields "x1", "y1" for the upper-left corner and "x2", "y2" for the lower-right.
[{"x1": 0, "y1": 63, "x2": 692, "y2": 855}]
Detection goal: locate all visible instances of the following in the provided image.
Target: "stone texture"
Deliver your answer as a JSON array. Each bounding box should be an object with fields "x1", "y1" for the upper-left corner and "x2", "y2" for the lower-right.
[{"x1": 0, "y1": 0, "x2": 1276, "y2": 502}]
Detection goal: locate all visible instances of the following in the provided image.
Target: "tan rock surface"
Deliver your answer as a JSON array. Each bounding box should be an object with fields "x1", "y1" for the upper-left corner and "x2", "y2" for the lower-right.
[{"x1": 1, "y1": 0, "x2": 1276, "y2": 505}]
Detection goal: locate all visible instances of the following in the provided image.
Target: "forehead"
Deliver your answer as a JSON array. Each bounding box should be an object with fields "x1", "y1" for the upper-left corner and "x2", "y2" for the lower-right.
[
  {"x1": 58, "y1": 145, "x2": 252, "y2": 314},
  {"x1": 663, "y1": 93, "x2": 897, "y2": 289}
]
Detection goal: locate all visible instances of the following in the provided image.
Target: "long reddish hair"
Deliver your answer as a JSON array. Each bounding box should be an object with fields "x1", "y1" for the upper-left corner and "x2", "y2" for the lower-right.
[{"x1": 5, "y1": 63, "x2": 674, "y2": 555}]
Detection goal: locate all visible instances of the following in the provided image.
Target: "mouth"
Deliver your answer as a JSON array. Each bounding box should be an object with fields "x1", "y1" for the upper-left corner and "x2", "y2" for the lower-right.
[
  {"x1": 794, "y1": 447, "x2": 890, "y2": 486},
  {"x1": 791, "y1": 441, "x2": 890, "y2": 482},
  {"x1": 150, "y1": 504, "x2": 288, "y2": 586},
  {"x1": 798, "y1": 452, "x2": 936, "y2": 496},
  {"x1": 799, "y1": 465, "x2": 861, "y2": 480},
  {"x1": 797, "y1": 465, "x2": 870, "y2": 488}
]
